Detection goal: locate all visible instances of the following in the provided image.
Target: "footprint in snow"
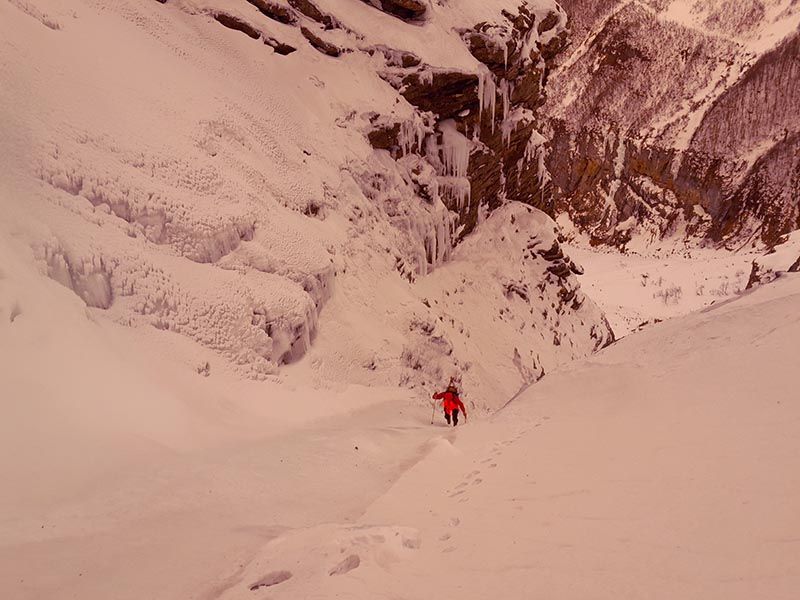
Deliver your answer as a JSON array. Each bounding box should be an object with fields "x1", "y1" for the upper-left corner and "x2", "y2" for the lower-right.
[
  {"x1": 329, "y1": 554, "x2": 360, "y2": 576},
  {"x1": 249, "y1": 570, "x2": 292, "y2": 591}
]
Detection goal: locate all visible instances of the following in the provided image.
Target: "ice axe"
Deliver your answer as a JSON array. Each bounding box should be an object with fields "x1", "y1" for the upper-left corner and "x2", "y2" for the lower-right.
[{"x1": 430, "y1": 400, "x2": 436, "y2": 425}]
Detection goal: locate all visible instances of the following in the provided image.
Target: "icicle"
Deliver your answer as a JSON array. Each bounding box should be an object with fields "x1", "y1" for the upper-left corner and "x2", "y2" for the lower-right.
[
  {"x1": 439, "y1": 120, "x2": 470, "y2": 179},
  {"x1": 419, "y1": 68, "x2": 434, "y2": 85},
  {"x1": 398, "y1": 116, "x2": 426, "y2": 156},
  {"x1": 524, "y1": 130, "x2": 547, "y2": 162},
  {"x1": 477, "y1": 69, "x2": 497, "y2": 132},
  {"x1": 500, "y1": 80, "x2": 513, "y2": 122},
  {"x1": 499, "y1": 81, "x2": 515, "y2": 147},
  {"x1": 487, "y1": 78, "x2": 497, "y2": 134},
  {"x1": 502, "y1": 117, "x2": 514, "y2": 147},
  {"x1": 478, "y1": 71, "x2": 485, "y2": 116}
]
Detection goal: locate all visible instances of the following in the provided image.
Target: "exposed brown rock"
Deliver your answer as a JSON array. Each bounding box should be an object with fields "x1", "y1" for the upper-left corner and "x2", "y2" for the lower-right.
[
  {"x1": 287, "y1": 0, "x2": 339, "y2": 29},
  {"x1": 398, "y1": 51, "x2": 421, "y2": 68},
  {"x1": 461, "y1": 30, "x2": 510, "y2": 74},
  {"x1": 245, "y1": 0, "x2": 297, "y2": 24},
  {"x1": 398, "y1": 69, "x2": 479, "y2": 119},
  {"x1": 301, "y1": 26, "x2": 342, "y2": 57},
  {"x1": 214, "y1": 12, "x2": 260, "y2": 39},
  {"x1": 537, "y1": 11, "x2": 560, "y2": 34},
  {"x1": 361, "y1": 0, "x2": 427, "y2": 21},
  {"x1": 367, "y1": 122, "x2": 400, "y2": 151},
  {"x1": 264, "y1": 36, "x2": 297, "y2": 55},
  {"x1": 539, "y1": 30, "x2": 568, "y2": 61}
]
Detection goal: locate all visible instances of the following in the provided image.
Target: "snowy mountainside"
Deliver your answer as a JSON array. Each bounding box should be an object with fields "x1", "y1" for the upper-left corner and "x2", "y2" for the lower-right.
[
  {"x1": 0, "y1": 0, "x2": 613, "y2": 408},
  {"x1": 545, "y1": 0, "x2": 800, "y2": 250}
]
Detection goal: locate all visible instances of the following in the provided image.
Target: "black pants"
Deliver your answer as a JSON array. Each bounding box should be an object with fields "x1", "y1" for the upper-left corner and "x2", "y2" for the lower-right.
[{"x1": 445, "y1": 409, "x2": 460, "y2": 426}]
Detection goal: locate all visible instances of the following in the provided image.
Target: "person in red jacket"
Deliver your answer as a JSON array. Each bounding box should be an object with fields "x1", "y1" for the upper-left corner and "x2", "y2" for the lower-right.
[{"x1": 432, "y1": 381, "x2": 467, "y2": 426}]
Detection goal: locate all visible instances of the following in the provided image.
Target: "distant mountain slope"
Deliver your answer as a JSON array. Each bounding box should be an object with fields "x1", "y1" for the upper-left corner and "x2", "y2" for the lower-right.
[{"x1": 545, "y1": 0, "x2": 800, "y2": 249}]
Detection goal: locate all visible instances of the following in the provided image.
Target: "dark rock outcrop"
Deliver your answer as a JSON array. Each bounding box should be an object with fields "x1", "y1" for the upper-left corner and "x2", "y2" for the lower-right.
[
  {"x1": 214, "y1": 12, "x2": 261, "y2": 39},
  {"x1": 287, "y1": 0, "x2": 339, "y2": 29},
  {"x1": 360, "y1": 0, "x2": 427, "y2": 21},
  {"x1": 245, "y1": 0, "x2": 297, "y2": 25},
  {"x1": 213, "y1": 10, "x2": 295, "y2": 55},
  {"x1": 397, "y1": 70, "x2": 479, "y2": 118},
  {"x1": 264, "y1": 36, "x2": 297, "y2": 55},
  {"x1": 301, "y1": 26, "x2": 342, "y2": 56}
]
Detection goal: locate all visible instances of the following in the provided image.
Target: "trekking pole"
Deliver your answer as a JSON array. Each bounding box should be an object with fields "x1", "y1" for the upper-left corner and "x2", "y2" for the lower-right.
[{"x1": 430, "y1": 401, "x2": 436, "y2": 424}]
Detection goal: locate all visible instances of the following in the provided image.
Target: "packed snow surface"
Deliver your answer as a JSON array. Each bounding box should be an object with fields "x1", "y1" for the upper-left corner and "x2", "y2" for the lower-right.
[
  {"x1": 3, "y1": 239, "x2": 798, "y2": 599},
  {"x1": 225, "y1": 273, "x2": 800, "y2": 600}
]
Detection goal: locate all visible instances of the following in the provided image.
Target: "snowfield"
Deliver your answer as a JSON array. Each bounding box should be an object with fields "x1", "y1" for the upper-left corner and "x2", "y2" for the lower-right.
[
  {"x1": 3, "y1": 239, "x2": 798, "y2": 599},
  {"x1": 566, "y1": 243, "x2": 756, "y2": 336},
  {"x1": 2, "y1": 0, "x2": 800, "y2": 599}
]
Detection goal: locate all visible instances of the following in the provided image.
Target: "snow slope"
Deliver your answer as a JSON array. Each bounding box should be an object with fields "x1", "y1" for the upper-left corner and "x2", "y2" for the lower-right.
[
  {"x1": 4, "y1": 2, "x2": 797, "y2": 598},
  {"x1": 5, "y1": 205, "x2": 797, "y2": 599},
  {"x1": 213, "y1": 272, "x2": 800, "y2": 600},
  {"x1": 0, "y1": 230, "x2": 433, "y2": 599}
]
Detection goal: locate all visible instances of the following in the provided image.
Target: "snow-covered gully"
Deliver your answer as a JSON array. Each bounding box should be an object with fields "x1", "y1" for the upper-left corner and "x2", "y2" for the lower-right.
[
  {"x1": 2, "y1": 0, "x2": 799, "y2": 598},
  {"x1": 5, "y1": 273, "x2": 798, "y2": 600},
  {"x1": 218, "y1": 273, "x2": 800, "y2": 600},
  {"x1": 210, "y1": 273, "x2": 800, "y2": 600}
]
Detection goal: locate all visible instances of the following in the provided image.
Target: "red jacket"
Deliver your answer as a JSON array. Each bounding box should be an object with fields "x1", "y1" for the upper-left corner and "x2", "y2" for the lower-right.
[{"x1": 433, "y1": 390, "x2": 466, "y2": 415}]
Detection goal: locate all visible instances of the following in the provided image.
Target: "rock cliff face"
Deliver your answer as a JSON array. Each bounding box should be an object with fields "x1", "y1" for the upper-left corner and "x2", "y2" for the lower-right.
[
  {"x1": 544, "y1": 0, "x2": 800, "y2": 250},
  {"x1": 186, "y1": 0, "x2": 575, "y2": 266},
  {"x1": 363, "y1": 1, "x2": 569, "y2": 240}
]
